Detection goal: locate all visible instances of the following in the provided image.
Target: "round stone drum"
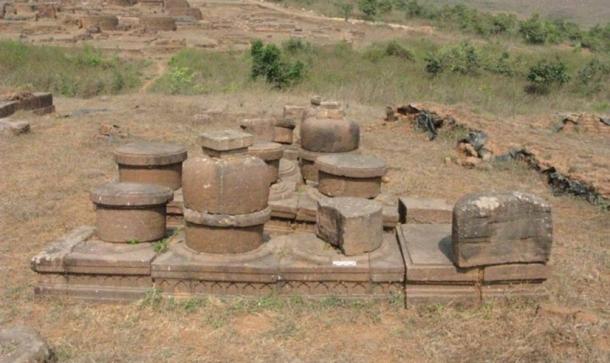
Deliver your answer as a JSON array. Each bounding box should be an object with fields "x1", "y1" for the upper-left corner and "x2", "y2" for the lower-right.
[
  {"x1": 90, "y1": 182, "x2": 174, "y2": 243},
  {"x1": 316, "y1": 154, "x2": 387, "y2": 199},
  {"x1": 114, "y1": 142, "x2": 187, "y2": 191}
]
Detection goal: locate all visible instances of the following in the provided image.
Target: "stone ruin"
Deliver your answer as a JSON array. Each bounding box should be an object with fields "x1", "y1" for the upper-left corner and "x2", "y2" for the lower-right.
[
  {"x1": 0, "y1": 326, "x2": 55, "y2": 363},
  {"x1": 31, "y1": 98, "x2": 554, "y2": 307}
]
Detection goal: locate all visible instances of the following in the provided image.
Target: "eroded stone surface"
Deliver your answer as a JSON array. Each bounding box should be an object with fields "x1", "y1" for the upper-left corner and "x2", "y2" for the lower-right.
[
  {"x1": 0, "y1": 326, "x2": 54, "y2": 363},
  {"x1": 248, "y1": 142, "x2": 284, "y2": 184},
  {"x1": 182, "y1": 156, "x2": 269, "y2": 215},
  {"x1": 300, "y1": 118, "x2": 359, "y2": 153},
  {"x1": 398, "y1": 197, "x2": 453, "y2": 224},
  {"x1": 316, "y1": 197, "x2": 383, "y2": 256},
  {"x1": 452, "y1": 192, "x2": 553, "y2": 268}
]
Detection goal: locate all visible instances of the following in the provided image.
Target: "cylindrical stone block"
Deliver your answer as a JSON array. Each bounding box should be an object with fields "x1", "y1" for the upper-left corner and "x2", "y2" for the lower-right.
[
  {"x1": 114, "y1": 142, "x2": 187, "y2": 190},
  {"x1": 300, "y1": 118, "x2": 359, "y2": 153},
  {"x1": 299, "y1": 148, "x2": 359, "y2": 183},
  {"x1": 185, "y1": 223, "x2": 265, "y2": 254},
  {"x1": 248, "y1": 142, "x2": 284, "y2": 185},
  {"x1": 316, "y1": 154, "x2": 387, "y2": 198},
  {"x1": 316, "y1": 197, "x2": 383, "y2": 256},
  {"x1": 183, "y1": 207, "x2": 271, "y2": 254},
  {"x1": 90, "y1": 182, "x2": 173, "y2": 243}
]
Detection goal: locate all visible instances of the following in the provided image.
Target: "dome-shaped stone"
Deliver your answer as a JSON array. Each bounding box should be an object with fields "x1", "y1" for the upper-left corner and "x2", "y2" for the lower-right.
[{"x1": 300, "y1": 118, "x2": 359, "y2": 153}]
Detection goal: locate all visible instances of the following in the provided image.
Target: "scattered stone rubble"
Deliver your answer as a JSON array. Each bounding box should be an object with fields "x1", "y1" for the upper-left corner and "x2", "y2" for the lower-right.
[
  {"x1": 388, "y1": 102, "x2": 610, "y2": 207},
  {"x1": 30, "y1": 97, "x2": 555, "y2": 307},
  {"x1": 0, "y1": 92, "x2": 54, "y2": 118}
]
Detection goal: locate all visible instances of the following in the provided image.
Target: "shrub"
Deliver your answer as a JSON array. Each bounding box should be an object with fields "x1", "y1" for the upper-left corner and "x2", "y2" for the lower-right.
[
  {"x1": 334, "y1": 1, "x2": 354, "y2": 21},
  {"x1": 250, "y1": 40, "x2": 305, "y2": 89},
  {"x1": 576, "y1": 59, "x2": 610, "y2": 94},
  {"x1": 484, "y1": 52, "x2": 516, "y2": 77},
  {"x1": 384, "y1": 40, "x2": 414, "y2": 60},
  {"x1": 358, "y1": 0, "x2": 378, "y2": 20},
  {"x1": 425, "y1": 42, "x2": 480, "y2": 76},
  {"x1": 526, "y1": 59, "x2": 570, "y2": 94},
  {"x1": 282, "y1": 38, "x2": 312, "y2": 54},
  {"x1": 519, "y1": 14, "x2": 562, "y2": 44}
]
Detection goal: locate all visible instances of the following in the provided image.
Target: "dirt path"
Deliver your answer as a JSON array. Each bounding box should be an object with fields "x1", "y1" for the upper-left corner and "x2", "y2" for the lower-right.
[{"x1": 139, "y1": 59, "x2": 168, "y2": 94}]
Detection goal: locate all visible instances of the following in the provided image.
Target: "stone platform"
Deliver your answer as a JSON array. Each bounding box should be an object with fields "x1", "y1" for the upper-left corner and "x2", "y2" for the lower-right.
[
  {"x1": 397, "y1": 224, "x2": 549, "y2": 307},
  {"x1": 32, "y1": 224, "x2": 550, "y2": 305}
]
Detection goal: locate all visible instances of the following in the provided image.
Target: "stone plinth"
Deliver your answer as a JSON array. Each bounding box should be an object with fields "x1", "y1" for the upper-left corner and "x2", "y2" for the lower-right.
[
  {"x1": 90, "y1": 182, "x2": 173, "y2": 243},
  {"x1": 300, "y1": 118, "x2": 359, "y2": 153},
  {"x1": 316, "y1": 197, "x2": 383, "y2": 256},
  {"x1": 248, "y1": 142, "x2": 284, "y2": 185},
  {"x1": 398, "y1": 197, "x2": 453, "y2": 224},
  {"x1": 398, "y1": 224, "x2": 550, "y2": 307},
  {"x1": 31, "y1": 226, "x2": 160, "y2": 302},
  {"x1": 278, "y1": 158, "x2": 303, "y2": 185},
  {"x1": 452, "y1": 192, "x2": 553, "y2": 268},
  {"x1": 316, "y1": 154, "x2": 386, "y2": 198},
  {"x1": 240, "y1": 118, "x2": 276, "y2": 142},
  {"x1": 183, "y1": 207, "x2": 271, "y2": 254},
  {"x1": 114, "y1": 141, "x2": 187, "y2": 190}
]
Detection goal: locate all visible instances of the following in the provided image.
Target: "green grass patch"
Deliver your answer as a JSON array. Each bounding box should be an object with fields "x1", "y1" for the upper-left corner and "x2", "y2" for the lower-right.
[
  {"x1": 0, "y1": 41, "x2": 143, "y2": 97},
  {"x1": 151, "y1": 38, "x2": 610, "y2": 116}
]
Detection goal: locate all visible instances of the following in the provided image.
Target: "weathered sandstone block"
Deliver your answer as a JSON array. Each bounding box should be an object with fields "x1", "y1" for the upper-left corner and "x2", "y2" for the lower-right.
[
  {"x1": 452, "y1": 191, "x2": 553, "y2": 268},
  {"x1": 300, "y1": 118, "x2": 359, "y2": 153},
  {"x1": 248, "y1": 142, "x2": 284, "y2": 185},
  {"x1": 114, "y1": 141, "x2": 187, "y2": 190},
  {"x1": 316, "y1": 197, "x2": 383, "y2": 256},
  {"x1": 239, "y1": 118, "x2": 275, "y2": 142},
  {"x1": 90, "y1": 182, "x2": 173, "y2": 243},
  {"x1": 316, "y1": 153, "x2": 386, "y2": 198},
  {"x1": 80, "y1": 15, "x2": 119, "y2": 31},
  {"x1": 140, "y1": 16, "x2": 177, "y2": 31}
]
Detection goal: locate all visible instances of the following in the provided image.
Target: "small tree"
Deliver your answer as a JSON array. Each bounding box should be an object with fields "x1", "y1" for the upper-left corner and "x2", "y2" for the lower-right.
[
  {"x1": 250, "y1": 40, "x2": 305, "y2": 89},
  {"x1": 359, "y1": 0, "x2": 378, "y2": 20},
  {"x1": 335, "y1": 1, "x2": 354, "y2": 21}
]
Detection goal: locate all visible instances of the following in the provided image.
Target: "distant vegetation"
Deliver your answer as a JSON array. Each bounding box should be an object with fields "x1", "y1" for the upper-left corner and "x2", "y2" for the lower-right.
[
  {"x1": 152, "y1": 38, "x2": 610, "y2": 116},
  {"x1": 0, "y1": 41, "x2": 142, "y2": 97},
  {"x1": 272, "y1": 0, "x2": 610, "y2": 53}
]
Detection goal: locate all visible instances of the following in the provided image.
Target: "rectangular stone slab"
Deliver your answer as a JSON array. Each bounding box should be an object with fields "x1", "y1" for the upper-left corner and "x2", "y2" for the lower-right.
[
  {"x1": 481, "y1": 283, "x2": 548, "y2": 301},
  {"x1": 35, "y1": 273, "x2": 152, "y2": 303},
  {"x1": 398, "y1": 224, "x2": 479, "y2": 283},
  {"x1": 406, "y1": 285, "x2": 480, "y2": 307},
  {"x1": 483, "y1": 263, "x2": 550, "y2": 282},
  {"x1": 369, "y1": 233, "x2": 405, "y2": 282},
  {"x1": 31, "y1": 226, "x2": 96, "y2": 273},
  {"x1": 398, "y1": 197, "x2": 453, "y2": 224},
  {"x1": 64, "y1": 239, "x2": 158, "y2": 275},
  {"x1": 151, "y1": 233, "x2": 280, "y2": 283}
]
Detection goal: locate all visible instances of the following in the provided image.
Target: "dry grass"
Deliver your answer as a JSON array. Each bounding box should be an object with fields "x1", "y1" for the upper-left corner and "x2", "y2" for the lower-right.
[{"x1": 0, "y1": 93, "x2": 608, "y2": 362}]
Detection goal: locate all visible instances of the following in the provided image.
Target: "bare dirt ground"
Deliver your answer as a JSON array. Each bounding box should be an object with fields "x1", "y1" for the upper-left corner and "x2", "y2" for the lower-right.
[
  {"x1": 0, "y1": 93, "x2": 609, "y2": 362},
  {"x1": 0, "y1": 1, "x2": 609, "y2": 362}
]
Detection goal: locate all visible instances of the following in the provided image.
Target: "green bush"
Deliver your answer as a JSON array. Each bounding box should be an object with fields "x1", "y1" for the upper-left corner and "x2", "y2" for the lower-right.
[
  {"x1": 358, "y1": 0, "x2": 378, "y2": 20},
  {"x1": 384, "y1": 40, "x2": 414, "y2": 60},
  {"x1": 519, "y1": 14, "x2": 561, "y2": 44},
  {"x1": 250, "y1": 40, "x2": 305, "y2": 89},
  {"x1": 425, "y1": 42, "x2": 480, "y2": 76},
  {"x1": 526, "y1": 59, "x2": 570, "y2": 94}
]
